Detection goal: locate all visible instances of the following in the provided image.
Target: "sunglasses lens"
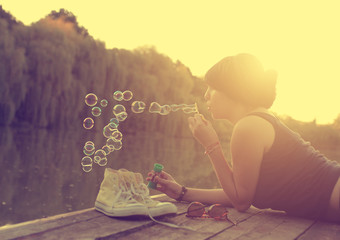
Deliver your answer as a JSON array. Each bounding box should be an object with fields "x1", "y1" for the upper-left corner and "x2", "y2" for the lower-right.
[
  {"x1": 187, "y1": 202, "x2": 205, "y2": 217},
  {"x1": 207, "y1": 204, "x2": 227, "y2": 218}
]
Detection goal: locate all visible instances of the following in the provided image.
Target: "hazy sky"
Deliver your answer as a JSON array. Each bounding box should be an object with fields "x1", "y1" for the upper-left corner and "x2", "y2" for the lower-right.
[{"x1": 2, "y1": 0, "x2": 340, "y2": 124}]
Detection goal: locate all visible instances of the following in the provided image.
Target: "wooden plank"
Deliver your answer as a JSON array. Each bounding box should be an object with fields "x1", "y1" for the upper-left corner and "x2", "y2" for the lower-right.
[
  {"x1": 109, "y1": 206, "x2": 261, "y2": 240},
  {"x1": 18, "y1": 215, "x2": 155, "y2": 240},
  {"x1": 0, "y1": 195, "x2": 183, "y2": 240},
  {"x1": 0, "y1": 208, "x2": 102, "y2": 240},
  {"x1": 210, "y1": 210, "x2": 315, "y2": 240},
  {"x1": 0, "y1": 194, "x2": 171, "y2": 240},
  {"x1": 18, "y1": 202, "x2": 251, "y2": 240},
  {"x1": 6, "y1": 193, "x2": 338, "y2": 240},
  {"x1": 298, "y1": 221, "x2": 340, "y2": 240},
  {"x1": 1, "y1": 195, "x2": 262, "y2": 240}
]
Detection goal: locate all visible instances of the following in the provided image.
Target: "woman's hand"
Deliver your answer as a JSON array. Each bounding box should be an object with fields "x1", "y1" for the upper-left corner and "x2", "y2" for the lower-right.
[
  {"x1": 188, "y1": 114, "x2": 220, "y2": 148},
  {"x1": 146, "y1": 171, "x2": 182, "y2": 200}
]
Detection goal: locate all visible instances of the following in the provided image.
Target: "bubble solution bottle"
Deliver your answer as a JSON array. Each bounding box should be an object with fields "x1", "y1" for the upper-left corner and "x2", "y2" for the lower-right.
[{"x1": 147, "y1": 163, "x2": 164, "y2": 189}]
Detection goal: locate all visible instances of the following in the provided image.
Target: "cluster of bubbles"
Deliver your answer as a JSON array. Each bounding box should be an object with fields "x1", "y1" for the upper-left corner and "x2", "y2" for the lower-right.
[
  {"x1": 83, "y1": 91, "x2": 133, "y2": 130},
  {"x1": 81, "y1": 141, "x2": 105, "y2": 172},
  {"x1": 148, "y1": 102, "x2": 198, "y2": 115},
  {"x1": 82, "y1": 90, "x2": 199, "y2": 172}
]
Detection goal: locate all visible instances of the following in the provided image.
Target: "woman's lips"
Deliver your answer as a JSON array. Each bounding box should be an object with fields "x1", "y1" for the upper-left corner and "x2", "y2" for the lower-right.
[{"x1": 206, "y1": 102, "x2": 211, "y2": 111}]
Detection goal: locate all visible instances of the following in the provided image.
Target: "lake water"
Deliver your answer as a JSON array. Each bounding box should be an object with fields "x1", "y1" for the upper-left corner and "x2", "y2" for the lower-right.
[{"x1": 0, "y1": 126, "x2": 221, "y2": 227}]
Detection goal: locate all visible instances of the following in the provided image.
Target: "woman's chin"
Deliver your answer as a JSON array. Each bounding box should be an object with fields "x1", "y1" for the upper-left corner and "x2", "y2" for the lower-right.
[
  {"x1": 211, "y1": 113, "x2": 221, "y2": 120},
  {"x1": 211, "y1": 112, "x2": 228, "y2": 121}
]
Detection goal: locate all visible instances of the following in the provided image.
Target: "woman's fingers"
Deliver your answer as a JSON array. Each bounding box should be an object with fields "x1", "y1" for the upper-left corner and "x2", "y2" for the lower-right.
[
  {"x1": 160, "y1": 171, "x2": 174, "y2": 181},
  {"x1": 156, "y1": 184, "x2": 165, "y2": 192},
  {"x1": 146, "y1": 170, "x2": 174, "y2": 182},
  {"x1": 188, "y1": 115, "x2": 200, "y2": 132},
  {"x1": 195, "y1": 114, "x2": 210, "y2": 125},
  {"x1": 188, "y1": 116, "x2": 196, "y2": 131},
  {"x1": 154, "y1": 176, "x2": 167, "y2": 184},
  {"x1": 200, "y1": 114, "x2": 209, "y2": 125},
  {"x1": 154, "y1": 176, "x2": 169, "y2": 191},
  {"x1": 189, "y1": 114, "x2": 209, "y2": 130}
]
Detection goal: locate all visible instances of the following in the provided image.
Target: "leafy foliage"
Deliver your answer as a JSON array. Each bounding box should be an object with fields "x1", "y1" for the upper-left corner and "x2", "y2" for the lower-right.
[
  {"x1": 0, "y1": 5, "x2": 21, "y2": 29},
  {"x1": 0, "y1": 8, "x2": 207, "y2": 137},
  {"x1": 0, "y1": 7, "x2": 339, "y2": 145}
]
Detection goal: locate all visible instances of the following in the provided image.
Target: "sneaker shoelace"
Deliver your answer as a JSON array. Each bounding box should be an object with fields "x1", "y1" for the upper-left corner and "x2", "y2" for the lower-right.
[
  {"x1": 113, "y1": 174, "x2": 140, "y2": 207},
  {"x1": 118, "y1": 170, "x2": 195, "y2": 231}
]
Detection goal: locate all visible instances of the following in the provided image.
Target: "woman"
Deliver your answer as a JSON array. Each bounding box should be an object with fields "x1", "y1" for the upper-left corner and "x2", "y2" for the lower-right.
[{"x1": 147, "y1": 53, "x2": 340, "y2": 222}]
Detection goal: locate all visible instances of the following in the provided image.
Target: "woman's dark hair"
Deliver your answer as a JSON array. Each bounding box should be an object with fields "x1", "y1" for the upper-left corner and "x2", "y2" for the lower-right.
[{"x1": 205, "y1": 53, "x2": 277, "y2": 108}]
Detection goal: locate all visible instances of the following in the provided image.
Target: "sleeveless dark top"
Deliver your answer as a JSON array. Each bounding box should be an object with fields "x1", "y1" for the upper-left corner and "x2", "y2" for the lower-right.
[{"x1": 248, "y1": 112, "x2": 340, "y2": 220}]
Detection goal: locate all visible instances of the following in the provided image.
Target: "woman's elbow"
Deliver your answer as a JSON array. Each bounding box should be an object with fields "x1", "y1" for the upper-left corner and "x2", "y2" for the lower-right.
[
  {"x1": 235, "y1": 203, "x2": 250, "y2": 212},
  {"x1": 233, "y1": 200, "x2": 251, "y2": 212},
  {"x1": 222, "y1": 189, "x2": 252, "y2": 212}
]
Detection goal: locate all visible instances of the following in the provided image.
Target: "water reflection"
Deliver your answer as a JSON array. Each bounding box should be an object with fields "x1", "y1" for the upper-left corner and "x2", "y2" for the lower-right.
[{"x1": 0, "y1": 127, "x2": 220, "y2": 226}]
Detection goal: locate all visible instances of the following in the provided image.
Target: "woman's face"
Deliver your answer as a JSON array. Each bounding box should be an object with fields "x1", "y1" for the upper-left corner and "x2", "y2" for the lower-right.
[{"x1": 204, "y1": 85, "x2": 235, "y2": 120}]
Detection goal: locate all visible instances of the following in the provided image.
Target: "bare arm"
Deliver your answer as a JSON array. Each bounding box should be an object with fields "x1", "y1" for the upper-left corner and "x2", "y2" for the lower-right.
[
  {"x1": 188, "y1": 114, "x2": 274, "y2": 211},
  {"x1": 148, "y1": 171, "x2": 232, "y2": 206},
  {"x1": 181, "y1": 188, "x2": 233, "y2": 206},
  {"x1": 149, "y1": 115, "x2": 274, "y2": 211}
]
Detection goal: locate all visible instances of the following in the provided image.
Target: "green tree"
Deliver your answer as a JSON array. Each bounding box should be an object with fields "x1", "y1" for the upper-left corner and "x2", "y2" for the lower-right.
[{"x1": 0, "y1": 19, "x2": 27, "y2": 125}]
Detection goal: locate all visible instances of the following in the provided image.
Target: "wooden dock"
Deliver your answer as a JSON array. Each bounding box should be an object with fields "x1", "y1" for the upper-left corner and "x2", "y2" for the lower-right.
[{"x1": 1, "y1": 194, "x2": 339, "y2": 240}]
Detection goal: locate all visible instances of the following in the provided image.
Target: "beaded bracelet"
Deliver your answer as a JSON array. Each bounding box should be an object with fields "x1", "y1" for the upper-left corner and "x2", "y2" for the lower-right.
[
  {"x1": 204, "y1": 142, "x2": 220, "y2": 155},
  {"x1": 176, "y1": 186, "x2": 187, "y2": 202}
]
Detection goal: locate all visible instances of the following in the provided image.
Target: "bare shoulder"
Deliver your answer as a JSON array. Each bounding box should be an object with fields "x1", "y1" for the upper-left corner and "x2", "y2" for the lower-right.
[
  {"x1": 234, "y1": 113, "x2": 274, "y2": 133},
  {"x1": 232, "y1": 113, "x2": 275, "y2": 153}
]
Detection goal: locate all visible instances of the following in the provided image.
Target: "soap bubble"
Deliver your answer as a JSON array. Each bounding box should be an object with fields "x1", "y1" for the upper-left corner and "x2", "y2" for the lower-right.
[
  {"x1": 102, "y1": 145, "x2": 112, "y2": 155},
  {"x1": 113, "y1": 91, "x2": 123, "y2": 101},
  {"x1": 113, "y1": 104, "x2": 126, "y2": 115},
  {"x1": 85, "y1": 141, "x2": 94, "y2": 146},
  {"x1": 149, "y1": 102, "x2": 161, "y2": 113},
  {"x1": 112, "y1": 130, "x2": 123, "y2": 141},
  {"x1": 81, "y1": 156, "x2": 93, "y2": 165},
  {"x1": 103, "y1": 123, "x2": 119, "y2": 138},
  {"x1": 107, "y1": 144, "x2": 114, "y2": 152},
  {"x1": 85, "y1": 93, "x2": 98, "y2": 107},
  {"x1": 109, "y1": 122, "x2": 118, "y2": 129},
  {"x1": 170, "y1": 104, "x2": 182, "y2": 112},
  {"x1": 183, "y1": 107, "x2": 196, "y2": 114},
  {"x1": 106, "y1": 138, "x2": 123, "y2": 150},
  {"x1": 122, "y1": 90, "x2": 133, "y2": 101},
  {"x1": 83, "y1": 117, "x2": 94, "y2": 129},
  {"x1": 82, "y1": 165, "x2": 92, "y2": 172},
  {"x1": 100, "y1": 99, "x2": 108, "y2": 107},
  {"x1": 103, "y1": 125, "x2": 113, "y2": 138},
  {"x1": 110, "y1": 118, "x2": 119, "y2": 128},
  {"x1": 160, "y1": 105, "x2": 171, "y2": 115},
  {"x1": 110, "y1": 118, "x2": 119, "y2": 125},
  {"x1": 116, "y1": 112, "x2": 128, "y2": 122},
  {"x1": 148, "y1": 102, "x2": 198, "y2": 115},
  {"x1": 98, "y1": 157, "x2": 108, "y2": 167},
  {"x1": 94, "y1": 149, "x2": 106, "y2": 164},
  {"x1": 106, "y1": 138, "x2": 114, "y2": 149},
  {"x1": 182, "y1": 103, "x2": 199, "y2": 114},
  {"x1": 131, "y1": 101, "x2": 146, "y2": 113},
  {"x1": 113, "y1": 140, "x2": 123, "y2": 150},
  {"x1": 83, "y1": 144, "x2": 95, "y2": 156},
  {"x1": 91, "y1": 107, "x2": 102, "y2": 117},
  {"x1": 81, "y1": 156, "x2": 93, "y2": 172},
  {"x1": 185, "y1": 103, "x2": 197, "y2": 109}
]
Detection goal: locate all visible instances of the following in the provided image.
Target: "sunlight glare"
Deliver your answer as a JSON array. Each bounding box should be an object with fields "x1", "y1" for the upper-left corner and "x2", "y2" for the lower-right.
[{"x1": 1, "y1": 0, "x2": 339, "y2": 124}]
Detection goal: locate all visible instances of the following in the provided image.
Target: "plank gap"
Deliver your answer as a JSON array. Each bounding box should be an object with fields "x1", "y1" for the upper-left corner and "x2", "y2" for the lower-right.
[{"x1": 294, "y1": 220, "x2": 317, "y2": 240}]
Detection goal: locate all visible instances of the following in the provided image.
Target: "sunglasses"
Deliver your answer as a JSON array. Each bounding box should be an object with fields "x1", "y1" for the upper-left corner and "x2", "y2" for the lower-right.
[{"x1": 186, "y1": 202, "x2": 236, "y2": 225}]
